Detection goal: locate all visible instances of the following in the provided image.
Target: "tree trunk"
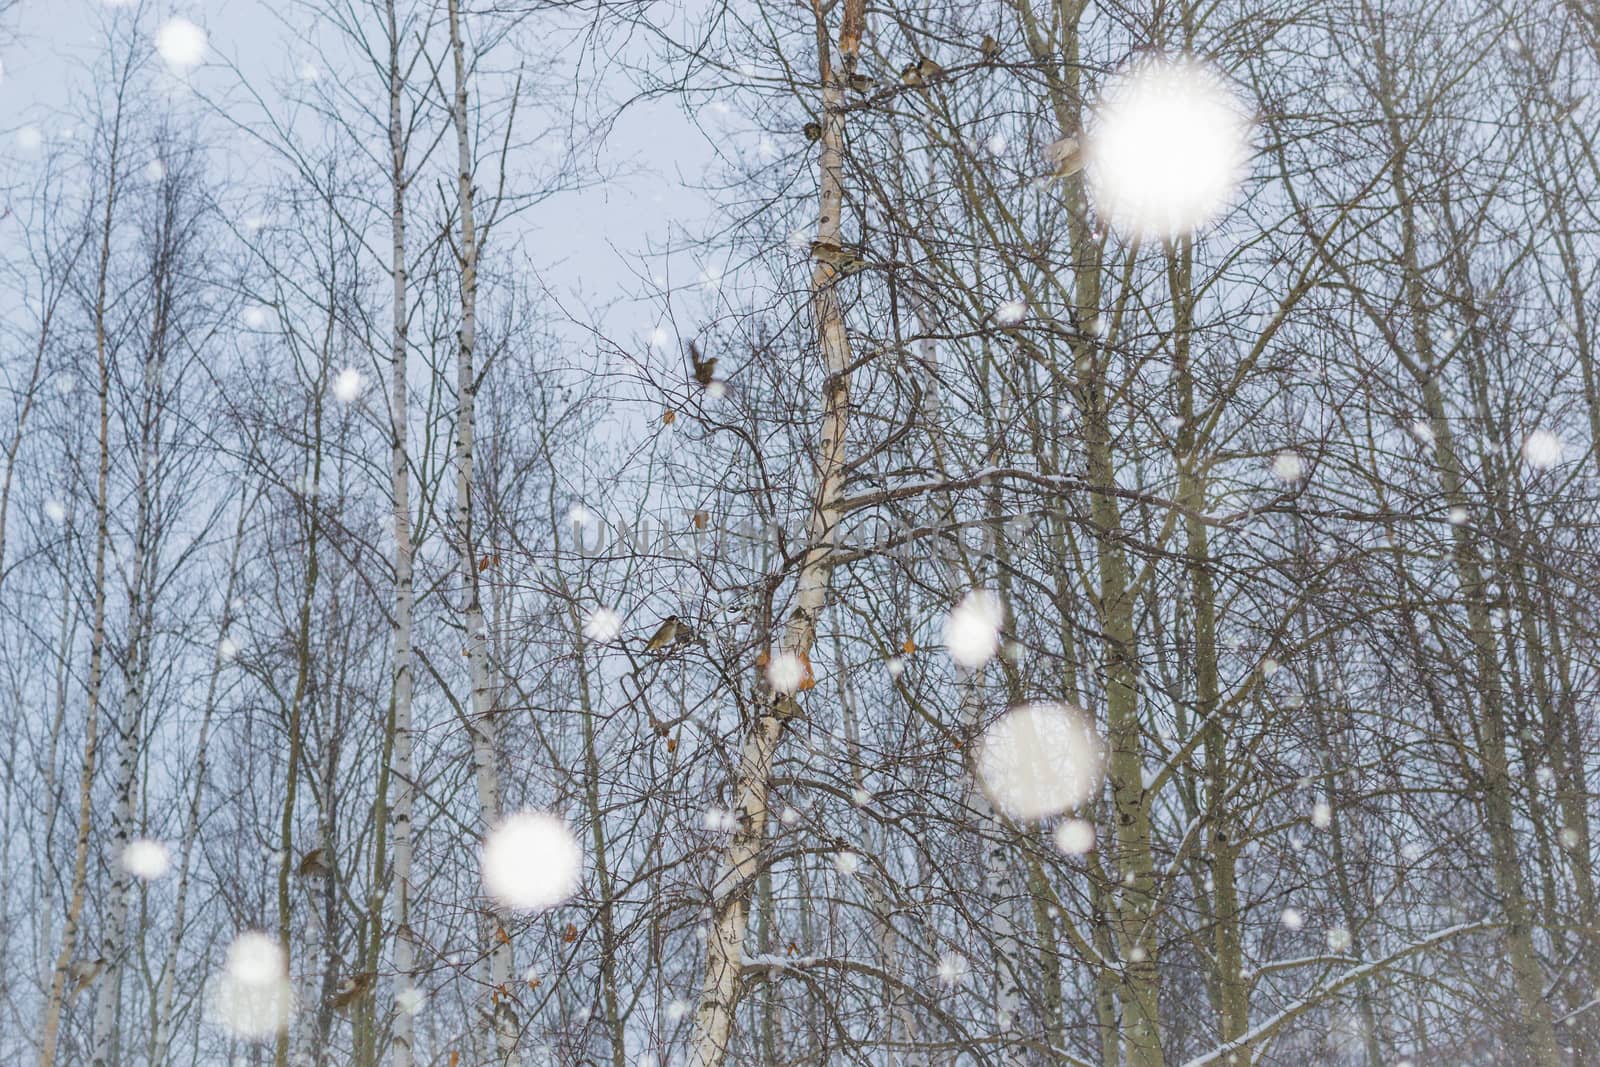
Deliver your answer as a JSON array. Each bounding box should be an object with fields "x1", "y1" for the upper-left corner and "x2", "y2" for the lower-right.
[
  {"x1": 383, "y1": 1, "x2": 420, "y2": 1062},
  {"x1": 686, "y1": 1, "x2": 864, "y2": 1062},
  {"x1": 275, "y1": 375, "x2": 325, "y2": 1067},
  {"x1": 1373, "y1": 52, "x2": 1560, "y2": 1053},
  {"x1": 1168, "y1": 238, "x2": 1248, "y2": 1059},
  {"x1": 446, "y1": 2, "x2": 516, "y2": 1057},
  {"x1": 38, "y1": 93, "x2": 125, "y2": 1067},
  {"x1": 91, "y1": 189, "x2": 177, "y2": 1066}
]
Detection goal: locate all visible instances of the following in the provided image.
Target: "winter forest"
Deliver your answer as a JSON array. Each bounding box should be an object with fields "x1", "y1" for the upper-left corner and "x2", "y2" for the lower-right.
[{"x1": 3, "y1": 0, "x2": 1600, "y2": 1063}]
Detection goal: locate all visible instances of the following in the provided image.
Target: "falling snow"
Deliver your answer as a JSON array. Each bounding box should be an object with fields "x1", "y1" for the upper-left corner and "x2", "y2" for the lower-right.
[
  {"x1": 1086, "y1": 56, "x2": 1252, "y2": 238},
  {"x1": 1271, "y1": 450, "x2": 1305, "y2": 484},
  {"x1": 332, "y1": 368, "x2": 363, "y2": 403},
  {"x1": 120, "y1": 839, "x2": 173, "y2": 880},
  {"x1": 583, "y1": 606, "x2": 624, "y2": 642},
  {"x1": 210, "y1": 932, "x2": 293, "y2": 1041},
  {"x1": 481, "y1": 812, "x2": 582, "y2": 911},
  {"x1": 1522, "y1": 430, "x2": 1563, "y2": 469},
  {"x1": 155, "y1": 18, "x2": 207, "y2": 70},
  {"x1": 943, "y1": 590, "x2": 1003, "y2": 669},
  {"x1": 767, "y1": 650, "x2": 807, "y2": 693},
  {"x1": 936, "y1": 953, "x2": 969, "y2": 987},
  {"x1": 1, "y1": 3, "x2": 1588, "y2": 1063},
  {"x1": 974, "y1": 703, "x2": 1105, "y2": 820},
  {"x1": 1054, "y1": 819, "x2": 1095, "y2": 855},
  {"x1": 994, "y1": 299, "x2": 1027, "y2": 326}
]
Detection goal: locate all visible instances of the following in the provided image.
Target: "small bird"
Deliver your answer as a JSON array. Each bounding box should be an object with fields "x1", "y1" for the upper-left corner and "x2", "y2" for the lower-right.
[
  {"x1": 900, "y1": 56, "x2": 943, "y2": 88},
  {"x1": 980, "y1": 34, "x2": 1002, "y2": 62},
  {"x1": 644, "y1": 615, "x2": 682, "y2": 651},
  {"x1": 810, "y1": 239, "x2": 865, "y2": 275},
  {"x1": 1045, "y1": 134, "x2": 1085, "y2": 178},
  {"x1": 297, "y1": 847, "x2": 332, "y2": 878},
  {"x1": 68, "y1": 958, "x2": 106, "y2": 999},
  {"x1": 330, "y1": 972, "x2": 376, "y2": 1014},
  {"x1": 689, "y1": 342, "x2": 717, "y2": 388},
  {"x1": 803, "y1": 120, "x2": 822, "y2": 142},
  {"x1": 847, "y1": 72, "x2": 874, "y2": 94}
]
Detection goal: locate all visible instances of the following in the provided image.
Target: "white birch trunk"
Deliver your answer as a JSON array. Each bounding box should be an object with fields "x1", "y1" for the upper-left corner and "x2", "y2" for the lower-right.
[
  {"x1": 36, "y1": 557, "x2": 77, "y2": 1001},
  {"x1": 86, "y1": 581, "x2": 146, "y2": 1067},
  {"x1": 686, "y1": 3, "x2": 864, "y2": 1063},
  {"x1": 38, "y1": 99, "x2": 124, "y2": 1067},
  {"x1": 90, "y1": 263, "x2": 167, "y2": 1066},
  {"x1": 446, "y1": 3, "x2": 515, "y2": 1057},
  {"x1": 383, "y1": 2, "x2": 419, "y2": 1062}
]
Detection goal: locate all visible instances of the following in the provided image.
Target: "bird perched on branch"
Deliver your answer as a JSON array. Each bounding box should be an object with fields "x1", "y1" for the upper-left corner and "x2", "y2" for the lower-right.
[
  {"x1": 644, "y1": 615, "x2": 691, "y2": 652},
  {"x1": 1044, "y1": 134, "x2": 1086, "y2": 178},
  {"x1": 847, "y1": 72, "x2": 874, "y2": 94},
  {"x1": 900, "y1": 55, "x2": 943, "y2": 88},
  {"x1": 297, "y1": 847, "x2": 332, "y2": 878},
  {"x1": 803, "y1": 120, "x2": 822, "y2": 142},
  {"x1": 979, "y1": 34, "x2": 1002, "y2": 63},
  {"x1": 810, "y1": 239, "x2": 866, "y2": 275},
  {"x1": 689, "y1": 342, "x2": 718, "y2": 388},
  {"x1": 331, "y1": 972, "x2": 377, "y2": 1014}
]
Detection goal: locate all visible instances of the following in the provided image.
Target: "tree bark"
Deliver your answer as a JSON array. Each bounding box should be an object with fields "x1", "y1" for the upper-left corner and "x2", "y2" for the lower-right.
[
  {"x1": 37, "y1": 88, "x2": 126, "y2": 1067},
  {"x1": 383, "y1": 0, "x2": 420, "y2": 1062},
  {"x1": 91, "y1": 177, "x2": 177, "y2": 1067},
  {"x1": 446, "y1": 3, "x2": 516, "y2": 1057},
  {"x1": 1372, "y1": 46, "x2": 1561, "y2": 1053},
  {"x1": 686, "y1": 1, "x2": 864, "y2": 1062}
]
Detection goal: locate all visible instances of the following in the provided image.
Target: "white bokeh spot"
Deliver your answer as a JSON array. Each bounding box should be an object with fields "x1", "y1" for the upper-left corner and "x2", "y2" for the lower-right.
[
  {"x1": 1271, "y1": 449, "x2": 1305, "y2": 484},
  {"x1": 156, "y1": 18, "x2": 208, "y2": 71},
  {"x1": 121, "y1": 838, "x2": 173, "y2": 880},
  {"x1": 1087, "y1": 56, "x2": 1252, "y2": 239},
  {"x1": 210, "y1": 931, "x2": 293, "y2": 1041},
  {"x1": 1053, "y1": 818, "x2": 1096, "y2": 855},
  {"x1": 943, "y1": 590, "x2": 1003, "y2": 669},
  {"x1": 767, "y1": 651, "x2": 807, "y2": 693},
  {"x1": 482, "y1": 811, "x2": 582, "y2": 911},
  {"x1": 995, "y1": 299, "x2": 1027, "y2": 326},
  {"x1": 583, "y1": 607, "x2": 623, "y2": 643},
  {"x1": 974, "y1": 702, "x2": 1105, "y2": 820},
  {"x1": 1522, "y1": 430, "x2": 1562, "y2": 470},
  {"x1": 332, "y1": 368, "x2": 363, "y2": 403}
]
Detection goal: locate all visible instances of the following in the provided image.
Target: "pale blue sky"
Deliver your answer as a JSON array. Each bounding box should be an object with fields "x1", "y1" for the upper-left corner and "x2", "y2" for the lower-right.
[{"x1": 0, "y1": 0, "x2": 736, "y2": 356}]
